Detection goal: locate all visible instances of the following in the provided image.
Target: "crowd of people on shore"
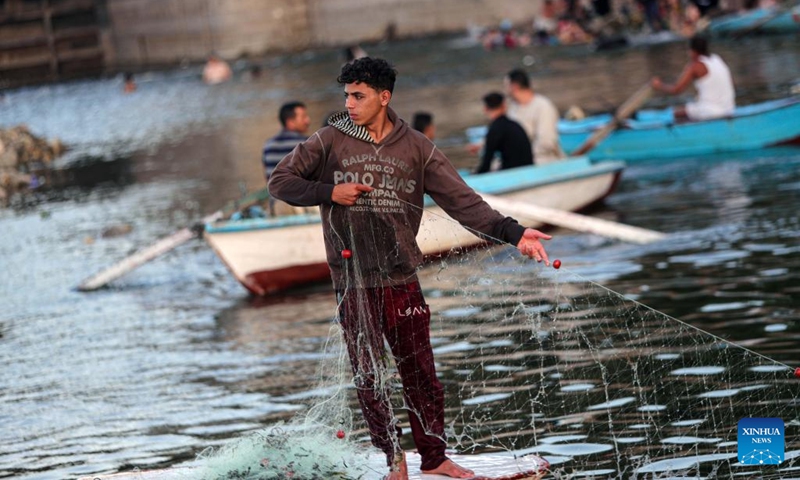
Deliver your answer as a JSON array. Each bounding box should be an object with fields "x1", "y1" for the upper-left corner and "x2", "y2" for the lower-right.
[{"x1": 478, "y1": 0, "x2": 760, "y2": 48}]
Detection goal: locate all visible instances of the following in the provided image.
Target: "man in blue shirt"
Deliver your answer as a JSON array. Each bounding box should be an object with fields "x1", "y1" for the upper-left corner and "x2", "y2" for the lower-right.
[
  {"x1": 263, "y1": 101, "x2": 312, "y2": 216},
  {"x1": 263, "y1": 101, "x2": 311, "y2": 180}
]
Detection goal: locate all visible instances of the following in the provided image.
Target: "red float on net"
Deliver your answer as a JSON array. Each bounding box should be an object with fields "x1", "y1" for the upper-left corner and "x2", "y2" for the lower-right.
[
  {"x1": 794, "y1": 367, "x2": 800, "y2": 378},
  {"x1": 553, "y1": 259, "x2": 562, "y2": 269},
  {"x1": 341, "y1": 249, "x2": 352, "y2": 259},
  {"x1": 336, "y1": 430, "x2": 346, "y2": 439}
]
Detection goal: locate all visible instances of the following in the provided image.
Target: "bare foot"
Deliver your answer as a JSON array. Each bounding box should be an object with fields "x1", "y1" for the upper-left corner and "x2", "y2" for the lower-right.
[
  {"x1": 421, "y1": 458, "x2": 475, "y2": 478},
  {"x1": 385, "y1": 454, "x2": 409, "y2": 480}
]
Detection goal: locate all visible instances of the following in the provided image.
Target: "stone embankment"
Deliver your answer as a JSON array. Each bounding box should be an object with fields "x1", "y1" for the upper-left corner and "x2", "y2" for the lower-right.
[{"x1": 0, "y1": 126, "x2": 64, "y2": 205}]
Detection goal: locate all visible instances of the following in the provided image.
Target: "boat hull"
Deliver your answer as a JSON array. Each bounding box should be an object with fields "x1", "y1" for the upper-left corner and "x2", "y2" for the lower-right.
[
  {"x1": 465, "y1": 98, "x2": 800, "y2": 162},
  {"x1": 204, "y1": 157, "x2": 623, "y2": 296},
  {"x1": 558, "y1": 97, "x2": 800, "y2": 161},
  {"x1": 707, "y1": 7, "x2": 800, "y2": 36}
]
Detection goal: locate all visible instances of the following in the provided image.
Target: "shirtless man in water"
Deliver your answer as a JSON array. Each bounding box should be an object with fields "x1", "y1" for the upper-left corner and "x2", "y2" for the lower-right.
[{"x1": 269, "y1": 57, "x2": 551, "y2": 480}]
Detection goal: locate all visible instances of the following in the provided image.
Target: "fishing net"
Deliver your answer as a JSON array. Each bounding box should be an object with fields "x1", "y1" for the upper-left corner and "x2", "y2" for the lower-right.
[
  {"x1": 196, "y1": 319, "x2": 375, "y2": 479},
  {"x1": 197, "y1": 202, "x2": 799, "y2": 480}
]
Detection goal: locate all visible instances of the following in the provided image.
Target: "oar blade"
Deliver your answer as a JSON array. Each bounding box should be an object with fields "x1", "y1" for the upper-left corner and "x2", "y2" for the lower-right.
[
  {"x1": 77, "y1": 228, "x2": 196, "y2": 291},
  {"x1": 75, "y1": 187, "x2": 271, "y2": 292},
  {"x1": 570, "y1": 83, "x2": 652, "y2": 157},
  {"x1": 482, "y1": 193, "x2": 665, "y2": 245}
]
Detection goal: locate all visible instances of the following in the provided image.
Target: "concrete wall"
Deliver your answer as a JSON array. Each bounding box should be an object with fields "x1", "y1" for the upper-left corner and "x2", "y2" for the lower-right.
[
  {"x1": 105, "y1": 0, "x2": 541, "y2": 68},
  {"x1": 213, "y1": 1, "x2": 310, "y2": 55},
  {"x1": 309, "y1": 0, "x2": 541, "y2": 45},
  {"x1": 106, "y1": 0, "x2": 311, "y2": 65}
]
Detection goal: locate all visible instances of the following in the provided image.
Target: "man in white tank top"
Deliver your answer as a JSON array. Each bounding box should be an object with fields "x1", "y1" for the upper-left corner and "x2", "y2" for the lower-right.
[{"x1": 651, "y1": 36, "x2": 735, "y2": 121}]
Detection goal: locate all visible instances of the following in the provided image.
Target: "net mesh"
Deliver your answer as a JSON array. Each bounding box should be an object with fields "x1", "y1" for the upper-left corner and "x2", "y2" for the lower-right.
[{"x1": 197, "y1": 202, "x2": 799, "y2": 480}]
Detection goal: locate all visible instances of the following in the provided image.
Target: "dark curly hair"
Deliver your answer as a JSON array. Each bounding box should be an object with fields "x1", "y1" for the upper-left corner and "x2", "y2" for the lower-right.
[
  {"x1": 689, "y1": 35, "x2": 709, "y2": 56},
  {"x1": 337, "y1": 57, "x2": 397, "y2": 93}
]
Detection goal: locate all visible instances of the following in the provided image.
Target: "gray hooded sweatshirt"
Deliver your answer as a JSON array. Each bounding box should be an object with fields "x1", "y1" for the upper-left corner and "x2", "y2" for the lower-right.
[{"x1": 268, "y1": 108, "x2": 525, "y2": 289}]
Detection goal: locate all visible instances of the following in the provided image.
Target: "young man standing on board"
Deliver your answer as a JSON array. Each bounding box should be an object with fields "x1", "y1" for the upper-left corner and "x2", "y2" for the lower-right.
[{"x1": 269, "y1": 57, "x2": 551, "y2": 480}]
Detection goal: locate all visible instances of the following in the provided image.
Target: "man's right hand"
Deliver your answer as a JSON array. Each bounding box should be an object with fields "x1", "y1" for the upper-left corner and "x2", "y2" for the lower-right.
[
  {"x1": 650, "y1": 77, "x2": 663, "y2": 91},
  {"x1": 332, "y1": 183, "x2": 374, "y2": 206},
  {"x1": 466, "y1": 143, "x2": 482, "y2": 155}
]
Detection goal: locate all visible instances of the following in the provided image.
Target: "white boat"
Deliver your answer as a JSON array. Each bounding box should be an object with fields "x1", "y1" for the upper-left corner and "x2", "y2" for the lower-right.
[{"x1": 204, "y1": 156, "x2": 624, "y2": 296}]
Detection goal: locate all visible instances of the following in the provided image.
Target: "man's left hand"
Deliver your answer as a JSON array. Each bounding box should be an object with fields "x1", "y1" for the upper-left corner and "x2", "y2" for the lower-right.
[{"x1": 516, "y1": 228, "x2": 552, "y2": 265}]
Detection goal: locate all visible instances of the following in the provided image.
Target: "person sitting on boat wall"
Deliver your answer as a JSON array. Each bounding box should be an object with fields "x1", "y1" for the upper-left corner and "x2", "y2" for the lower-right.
[
  {"x1": 651, "y1": 35, "x2": 735, "y2": 121},
  {"x1": 475, "y1": 92, "x2": 534, "y2": 174},
  {"x1": 262, "y1": 101, "x2": 312, "y2": 216},
  {"x1": 268, "y1": 57, "x2": 552, "y2": 480},
  {"x1": 505, "y1": 68, "x2": 565, "y2": 164}
]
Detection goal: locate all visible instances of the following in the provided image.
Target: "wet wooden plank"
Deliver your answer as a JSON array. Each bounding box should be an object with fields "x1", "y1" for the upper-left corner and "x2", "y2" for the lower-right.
[{"x1": 78, "y1": 452, "x2": 549, "y2": 480}]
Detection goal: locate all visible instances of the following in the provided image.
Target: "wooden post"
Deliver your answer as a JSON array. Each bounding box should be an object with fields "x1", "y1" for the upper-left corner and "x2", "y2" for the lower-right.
[{"x1": 43, "y1": 0, "x2": 58, "y2": 81}]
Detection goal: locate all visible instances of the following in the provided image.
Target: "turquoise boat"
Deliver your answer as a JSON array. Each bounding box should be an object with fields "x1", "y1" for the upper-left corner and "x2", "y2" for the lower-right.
[
  {"x1": 560, "y1": 97, "x2": 800, "y2": 161},
  {"x1": 707, "y1": 7, "x2": 800, "y2": 35},
  {"x1": 468, "y1": 97, "x2": 800, "y2": 162}
]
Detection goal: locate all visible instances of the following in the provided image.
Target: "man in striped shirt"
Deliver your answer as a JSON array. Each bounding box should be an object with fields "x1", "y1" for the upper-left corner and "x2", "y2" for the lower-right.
[{"x1": 262, "y1": 101, "x2": 311, "y2": 180}]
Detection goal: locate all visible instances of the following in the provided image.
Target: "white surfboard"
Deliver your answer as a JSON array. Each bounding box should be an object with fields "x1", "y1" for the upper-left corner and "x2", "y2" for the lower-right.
[{"x1": 78, "y1": 452, "x2": 549, "y2": 480}]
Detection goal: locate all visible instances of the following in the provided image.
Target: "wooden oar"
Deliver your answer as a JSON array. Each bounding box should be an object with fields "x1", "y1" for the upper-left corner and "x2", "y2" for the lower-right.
[
  {"x1": 77, "y1": 187, "x2": 271, "y2": 291},
  {"x1": 570, "y1": 82, "x2": 653, "y2": 157},
  {"x1": 481, "y1": 194, "x2": 665, "y2": 244}
]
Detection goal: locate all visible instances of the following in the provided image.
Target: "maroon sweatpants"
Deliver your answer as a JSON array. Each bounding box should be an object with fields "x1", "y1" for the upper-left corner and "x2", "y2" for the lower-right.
[{"x1": 337, "y1": 281, "x2": 447, "y2": 471}]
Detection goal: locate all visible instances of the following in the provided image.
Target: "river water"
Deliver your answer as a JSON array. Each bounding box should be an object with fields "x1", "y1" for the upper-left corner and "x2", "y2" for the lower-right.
[{"x1": 1, "y1": 34, "x2": 799, "y2": 479}]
